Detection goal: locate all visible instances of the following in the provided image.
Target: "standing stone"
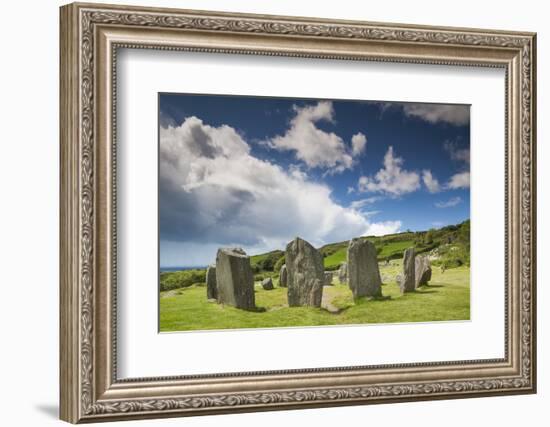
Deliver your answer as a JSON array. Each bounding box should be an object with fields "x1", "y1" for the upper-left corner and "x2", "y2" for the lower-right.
[
  {"x1": 324, "y1": 271, "x2": 333, "y2": 286},
  {"x1": 400, "y1": 248, "x2": 416, "y2": 293},
  {"x1": 215, "y1": 248, "x2": 255, "y2": 309},
  {"x1": 415, "y1": 255, "x2": 432, "y2": 288},
  {"x1": 279, "y1": 264, "x2": 288, "y2": 287},
  {"x1": 285, "y1": 237, "x2": 324, "y2": 307},
  {"x1": 338, "y1": 262, "x2": 347, "y2": 284},
  {"x1": 262, "y1": 277, "x2": 274, "y2": 290},
  {"x1": 206, "y1": 264, "x2": 217, "y2": 300},
  {"x1": 347, "y1": 238, "x2": 382, "y2": 299}
]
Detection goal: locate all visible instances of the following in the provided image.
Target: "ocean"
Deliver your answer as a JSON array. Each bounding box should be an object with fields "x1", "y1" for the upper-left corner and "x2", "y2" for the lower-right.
[{"x1": 160, "y1": 266, "x2": 207, "y2": 272}]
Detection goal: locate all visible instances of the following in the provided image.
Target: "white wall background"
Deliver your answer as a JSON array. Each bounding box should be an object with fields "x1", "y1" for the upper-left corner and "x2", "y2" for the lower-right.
[{"x1": 0, "y1": 0, "x2": 545, "y2": 426}]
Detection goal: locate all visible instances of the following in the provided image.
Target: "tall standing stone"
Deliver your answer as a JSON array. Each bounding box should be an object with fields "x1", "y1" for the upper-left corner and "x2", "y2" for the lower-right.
[
  {"x1": 215, "y1": 248, "x2": 255, "y2": 309},
  {"x1": 285, "y1": 237, "x2": 324, "y2": 307},
  {"x1": 338, "y1": 262, "x2": 347, "y2": 284},
  {"x1": 279, "y1": 264, "x2": 288, "y2": 287},
  {"x1": 415, "y1": 255, "x2": 432, "y2": 288},
  {"x1": 400, "y1": 248, "x2": 416, "y2": 293},
  {"x1": 347, "y1": 238, "x2": 382, "y2": 299},
  {"x1": 324, "y1": 271, "x2": 333, "y2": 286},
  {"x1": 206, "y1": 264, "x2": 217, "y2": 300}
]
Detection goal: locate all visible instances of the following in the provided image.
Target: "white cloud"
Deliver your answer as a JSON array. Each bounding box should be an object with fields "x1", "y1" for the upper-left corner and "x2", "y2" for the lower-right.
[
  {"x1": 444, "y1": 140, "x2": 470, "y2": 163},
  {"x1": 349, "y1": 197, "x2": 383, "y2": 210},
  {"x1": 266, "y1": 101, "x2": 362, "y2": 173},
  {"x1": 363, "y1": 221, "x2": 402, "y2": 236},
  {"x1": 357, "y1": 176, "x2": 369, "y2": 191},
  {"x1": 160, "y1": 117, "x2": 399, "y2": 262},
  {"x1": 440, "y1": 140, "x2": 470, "y2": 190},
  {"x1": 422, "y1": 170, "x2": 441, "y2": 193},
  {"x1": 357, "y1": 146, "x2": 420, "y2": 196},
  {"x1": 447, "y1": 171, "x2": 470, "y2": 189},
  {"x1": 435, "y1": 196, "x2": 462, "y2": 208},
  {"x1": 402, "y1": 103, "x2": 470, "y2": 126},
  {"x1": 351, "y1": 132, "x2": 367, "y2": 156}
]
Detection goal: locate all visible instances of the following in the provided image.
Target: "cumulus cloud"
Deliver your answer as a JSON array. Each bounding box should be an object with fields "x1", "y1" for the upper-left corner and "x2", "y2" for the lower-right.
[
  {"x1": 160, "y1": 116, "x2": 400, "y2": 260},
  {"x1": 265, "y1": 101, "x2": 363, "y2": 174},
  {"x1": 357, "y1": 146, "x2": 420, "y2": 196},
  {"x1": 422, "y1": 170, "x2": 441, "y2": 193},
  {"x1": 402, "y1": 103, "x2": 470, "y2": 126},
  {"x1": 363, "y1": 221, "x2": 402, "y2": 237},
  {"x1": 435, "y1": 196, "x2": 463, "y2": 208},
  {"x1": 447, "y1": 171, "x2": 470, "y2": 189},
  {"x1": 351, "y1": 132, "x2": 367, "y2": 156}
]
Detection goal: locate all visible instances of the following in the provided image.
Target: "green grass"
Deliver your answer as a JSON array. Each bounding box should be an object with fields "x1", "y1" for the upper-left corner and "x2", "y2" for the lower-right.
[
  {"x1": 377, "y1": 240, "x2": 415, "y2": 259},
  {"x1": 323, "y1": 247, "x2": 348, "y2": 269},
  {"x1": 159, "y1": 264, "x2": 470, "y2": 332}
]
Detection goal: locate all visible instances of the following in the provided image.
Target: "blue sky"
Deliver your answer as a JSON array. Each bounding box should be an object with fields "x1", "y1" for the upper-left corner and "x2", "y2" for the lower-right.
[{"x1": 159, "y1": 93, "x2": 470, "y2": 267}]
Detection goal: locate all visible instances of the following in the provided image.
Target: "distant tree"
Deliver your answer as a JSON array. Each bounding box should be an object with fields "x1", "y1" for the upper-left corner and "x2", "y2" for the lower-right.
[
  {"x1": 458, "y1": 220, "x2": 470, "y2": 245},
  {"x1": 425, "y1": 229, "x2": 435, "y2": 245},
  {"x1": 260, "y1": 252, "x2": 282, "y2": 271},
  {"x1": 273, "y1": 255, "x2": 286, "y2": 273}
]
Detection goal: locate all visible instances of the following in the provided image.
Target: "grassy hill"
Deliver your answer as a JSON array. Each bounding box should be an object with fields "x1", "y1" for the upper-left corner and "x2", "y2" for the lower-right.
[
  {"x1": 160, "y1": 220, "x2": 470, "y2": 290},
  {"x1": 253, "y1": 219, "x2": 470, "y2": 273},
  {"x1": 321, "y1": 237, "x2": 421, "y2": 270}
]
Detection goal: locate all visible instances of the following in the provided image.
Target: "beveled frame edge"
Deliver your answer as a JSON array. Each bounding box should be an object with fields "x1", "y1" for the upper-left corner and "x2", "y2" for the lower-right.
[{"x1": 59, "y1": 2, "x2": 537, "y2": 423}]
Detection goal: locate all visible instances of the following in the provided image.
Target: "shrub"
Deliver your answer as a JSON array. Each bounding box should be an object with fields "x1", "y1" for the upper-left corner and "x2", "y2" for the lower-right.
[
  {"x1": 251, "y1": 250, "x2": 284, "y2": 272},
  {"x1": 160, "y1": 269, "x2": 207, "y2": 291},
  {"x1": 431, "y1": 243, "x2": 470, "y2": 269},
  {"x1": 273, "y1": 255, "x2": 286, "y2": 273}
]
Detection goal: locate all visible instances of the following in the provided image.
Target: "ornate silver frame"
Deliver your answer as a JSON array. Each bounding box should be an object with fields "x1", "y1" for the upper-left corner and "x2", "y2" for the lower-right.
[{"x1": 60, "y1": 2, "x2": 537, "y2": 423}]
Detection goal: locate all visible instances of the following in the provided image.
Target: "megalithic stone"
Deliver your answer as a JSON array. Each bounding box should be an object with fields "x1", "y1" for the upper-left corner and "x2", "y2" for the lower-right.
[
  {"x1": 279, "y1": 264, "x2": 288, "y2": 287},
  {"x1": 206, "y1": 264, "x2": 217, "y2": 300},
  {"x1": 215, "y1": 248, "x2": 255, "y2": 309},
  {"x1": 347, "y1": 238, "x2": 382, "y2": 299},
  {"x1": 338, "y1": 262, "x2": 347, "y2": 284},
  {"x1": 262, "y1": 277, "x2": 274, "y2": 290},
  {"x1": 285, "y1": 237, "x2": 324, "y2": 307},
  {"x1": 324, "y1": 271, "x2": 334, "y2": 286},
  {"x1": 400, "y1": 247, "x2": 416, "y2": 293},
  {"x1": 415, "y1": 255, "x2": 432, "y2": 288}
]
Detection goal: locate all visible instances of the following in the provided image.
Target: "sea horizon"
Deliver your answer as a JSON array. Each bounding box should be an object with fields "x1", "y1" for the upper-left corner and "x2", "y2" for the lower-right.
[{"x1": 160, "y1": 266, "x2": 207, "y2": 272}]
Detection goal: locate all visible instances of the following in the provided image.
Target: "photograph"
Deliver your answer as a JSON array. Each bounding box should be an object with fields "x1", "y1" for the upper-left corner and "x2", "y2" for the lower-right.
[
  {"x1": 56, "y1": 2, "x2": 536, "y2": 422},
  {"x1": 158, "y1": 93, "x2": 471, "y2": 332}
]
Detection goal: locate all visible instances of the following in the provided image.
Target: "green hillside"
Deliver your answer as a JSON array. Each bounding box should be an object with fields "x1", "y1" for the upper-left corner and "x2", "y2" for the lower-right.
[
  {"x1": 159, "y1": 220, "x2": 470, "y2": 291},
  {"x1": 319, "y1": 220, "x2": 469, "y2": 271},
  {"x1": 250, "y1": 250, "x2": 284, "y2": 273}
]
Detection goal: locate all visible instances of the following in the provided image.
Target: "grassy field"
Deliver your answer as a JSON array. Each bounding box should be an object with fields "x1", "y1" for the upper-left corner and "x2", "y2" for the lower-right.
[{"x1": 159, "y1": 262, "x2": 470, "y2": 332}]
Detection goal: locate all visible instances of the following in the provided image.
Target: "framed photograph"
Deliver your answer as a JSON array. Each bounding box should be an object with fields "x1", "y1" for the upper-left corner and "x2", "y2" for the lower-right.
[{"x1": 60, "y1": 2, "x2": 537, "y2": 423}]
